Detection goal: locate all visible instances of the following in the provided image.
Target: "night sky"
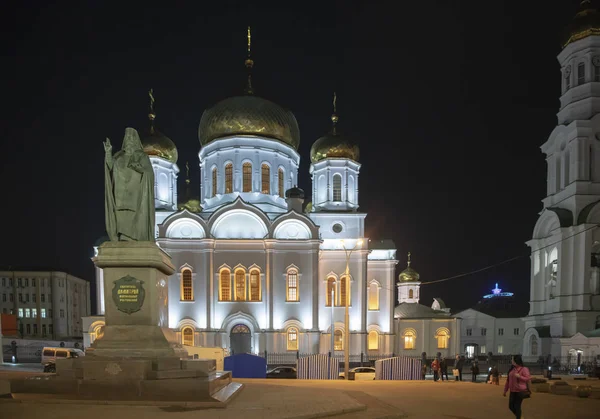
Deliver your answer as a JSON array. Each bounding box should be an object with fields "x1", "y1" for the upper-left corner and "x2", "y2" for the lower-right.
[{"x1": 3, "y1": 1, "x2": 585, "y2": 314}]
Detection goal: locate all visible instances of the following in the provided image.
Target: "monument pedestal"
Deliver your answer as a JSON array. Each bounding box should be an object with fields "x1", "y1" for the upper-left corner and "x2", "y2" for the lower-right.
[{"x1": 10, "y1": 241, "x2": 242, "y2": 405}]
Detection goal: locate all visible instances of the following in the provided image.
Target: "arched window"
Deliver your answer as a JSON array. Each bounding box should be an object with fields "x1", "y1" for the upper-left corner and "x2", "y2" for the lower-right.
[
  {"x1": 287, "y1": 327, "x2": 298, "y2": 351},
  {"x1": 403, "y1": 329, "x2": 416, "y2": 350},
  {"x1": 181, "y1": 268, "x2": 193, "y2": 301},
  {"x1": 225, "y1": 163, "x2": 233, "y2": 193},
  {"x1": 278, "y1": 168, "x2": 284, "y2": 197},
  {"x1": 235, "y1": 270, "x2": 246, "y2": 301},
  {"x1": 286, "y1": 269, "x2": 299, "y2": 302},
  {"x1": 368, "y1": 330, "x2": 379, "y2": 350},
  {"x1": 340, "y1": 276, "x2": 350, "y2": 306},
  {"x1": 332, "y1": 174, "x2": 342, "y2": 202},
  {"x1": 242, "y1": 162, "x2": 252, "y2": 192},
  {"x1": 261, "y1": 164, "x2": 270, "y2": 194},
  {"x1": 212, "y1": 167, "x2": 217, "y2": 197},
  {"x1": 249, "y1": 270, "x2": 260, "y2": 301},
  {"x1": 182, "y1": 327, "x2": 194, "y2": 346},
  {"x1": 368, "y1": 282, "x2": 379, "y2": 310},
  {"x1": 220, "y1": 270, "x2": 231, "y2": 301},
  {"x1": 326, "y1": 277, "x2": 336, "y2": 307},
  {"x1": 334, "y1": 329, "x2": 343, "y2": 351},
  {"x1": 408, "y1": 289, "x2": 414, "y2": 299},
  {"x1": 435, "y1": 328, "x2": 450, "y2": 349},
  {"x1": 578, "y1": 62, "x2": 586, "y2": 85},
  {"x1": 530, "y1": 335, "x2": 538, "y2": 356}
]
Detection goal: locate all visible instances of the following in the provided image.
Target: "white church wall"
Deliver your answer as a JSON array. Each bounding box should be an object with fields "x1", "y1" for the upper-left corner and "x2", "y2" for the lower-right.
[{"x1": 366, "y1": 260, "x2": 396, "y2": 334}]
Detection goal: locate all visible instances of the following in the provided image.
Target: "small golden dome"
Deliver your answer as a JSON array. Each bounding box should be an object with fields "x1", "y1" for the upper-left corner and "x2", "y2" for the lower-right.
[
  {"x1": 563, "y1": 1, "x2": 600, "y2": 48},
  {"x1": 178, "y1": 198, "x2": 202, "y2": 213},
  {"x1": 310, "y1": 130, "x2": 360, "y2": 163},
  {"x1": 198, "y1": 95, "x2": 300, "y2": 149},
  {"x1": 398, "y1": 252, "x2": 420, "y2": 282},
  {"x1": 142, "y1": 125, "x2": 178, "y2": 164}
]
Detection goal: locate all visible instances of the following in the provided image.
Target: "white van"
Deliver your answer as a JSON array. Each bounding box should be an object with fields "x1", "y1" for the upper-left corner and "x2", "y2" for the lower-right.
[{"x1": 41, "y1": 347, "x2": 85, "y2": 372}]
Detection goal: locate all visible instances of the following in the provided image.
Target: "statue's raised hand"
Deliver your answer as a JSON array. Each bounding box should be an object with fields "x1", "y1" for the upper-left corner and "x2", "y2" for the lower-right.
[{"x1": 103, "y1": 138, "x2": 112, "y2": 153}]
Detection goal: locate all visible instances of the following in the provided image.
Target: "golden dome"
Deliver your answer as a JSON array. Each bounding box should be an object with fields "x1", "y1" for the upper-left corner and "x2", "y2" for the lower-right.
[
  {"x1": 310, "y1": 130, "x2": 360, "y2": 163},
  {"x1": 198, "y1": 95, "x2": 300, "y2": 149},
  {"x1": 398, "y1": 252, "x2": 420, "y2": 282},
  {"x1": 178, "y1": 198, "x2": 202, "y2": 213},
  {"x1": 563, "y1": 1, "x2": 600, "y2": 48},
  {"x1": 142, "y1": 126, "x2": 178, "y2": 164}
]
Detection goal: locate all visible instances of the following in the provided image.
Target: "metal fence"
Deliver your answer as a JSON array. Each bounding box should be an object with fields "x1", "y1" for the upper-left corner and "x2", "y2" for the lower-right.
[
  {"x1": 375, "y1": 356, "x2": 422, "y2": 380},
  {"x1": 297, "y1": 354, "x2": 340, "y2": 379},
  {"x1": 260, "y1": 351, "x2": 394, "y2": 368}
]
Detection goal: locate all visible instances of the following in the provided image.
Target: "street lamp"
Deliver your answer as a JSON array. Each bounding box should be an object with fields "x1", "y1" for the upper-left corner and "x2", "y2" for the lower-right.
[{"x1": 340, "y1": 239, "x2": 363, "y2": 379}]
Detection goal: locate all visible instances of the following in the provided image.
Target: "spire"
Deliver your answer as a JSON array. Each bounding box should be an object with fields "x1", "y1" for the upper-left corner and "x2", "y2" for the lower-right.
[
  {"x1": 244, "y1": 26, "x2": 254, "y2": 95},
  {"x1": 148, "y1": 88, "x2": 156, "y2": 134},
  {"x1": 407, "y1": 251, "x2": 411, "y2": 267},
  {"x1": 331, "y1": 92, "x2": 339, "y2": 134}
]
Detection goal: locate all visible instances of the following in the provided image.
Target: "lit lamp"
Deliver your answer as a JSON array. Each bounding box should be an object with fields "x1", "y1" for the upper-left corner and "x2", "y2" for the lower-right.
[{"x1": 340, "y1": 239, "x2": 363, "y2": 379}]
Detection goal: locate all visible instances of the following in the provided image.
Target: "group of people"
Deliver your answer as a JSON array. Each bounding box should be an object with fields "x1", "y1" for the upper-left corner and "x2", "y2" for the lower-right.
[{"x1": 425, "y1": 354, "x2": 466, "y2": 382}]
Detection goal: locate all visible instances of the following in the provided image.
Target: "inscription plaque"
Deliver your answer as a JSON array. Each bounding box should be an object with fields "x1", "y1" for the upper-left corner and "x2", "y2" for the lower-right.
[{"x1": 112, "y1": 275, "x2": 145, "y2": 314}]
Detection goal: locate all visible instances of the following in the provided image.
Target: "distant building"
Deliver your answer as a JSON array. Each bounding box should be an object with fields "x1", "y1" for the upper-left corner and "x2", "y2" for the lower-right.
[
  {"x1": 393, "y1": 255, "x2": 461, "y2": 358},
  {"x1": 454, "y1": 284, "x2": 528, "y2": 358},
  {"x1": 0, "y1": 271, "x2": 91, "y2": 340}
]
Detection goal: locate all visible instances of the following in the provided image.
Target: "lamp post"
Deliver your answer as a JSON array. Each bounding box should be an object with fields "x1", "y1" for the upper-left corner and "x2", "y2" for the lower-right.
[{"x1": 341, "y1": 239, "x2": 363, "y2": 379}]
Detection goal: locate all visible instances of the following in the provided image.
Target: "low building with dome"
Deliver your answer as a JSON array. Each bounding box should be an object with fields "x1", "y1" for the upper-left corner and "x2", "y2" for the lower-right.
[
  {"x1": 393, "y1": 254, "x2": 460, "y2": 358},
  {"x1": 83, "y1": 32, "x2": 398, "y2": 358}
]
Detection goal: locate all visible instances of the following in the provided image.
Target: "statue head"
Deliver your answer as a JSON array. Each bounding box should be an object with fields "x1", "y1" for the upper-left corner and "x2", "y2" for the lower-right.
[{"x1": 122, "y1": 128, "x2": 143, "y2": 154}]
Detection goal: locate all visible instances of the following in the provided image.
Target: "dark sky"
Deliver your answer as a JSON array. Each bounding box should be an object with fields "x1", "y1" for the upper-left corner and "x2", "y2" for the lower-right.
[{"x1": 2, "y1": 1, "x2": 584, "y2": 314}]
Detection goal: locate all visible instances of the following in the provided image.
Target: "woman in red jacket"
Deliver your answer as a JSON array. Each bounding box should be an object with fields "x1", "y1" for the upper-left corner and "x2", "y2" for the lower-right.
[{"x1": 503, "y1": 354, "x2": 531, "y2": 419}]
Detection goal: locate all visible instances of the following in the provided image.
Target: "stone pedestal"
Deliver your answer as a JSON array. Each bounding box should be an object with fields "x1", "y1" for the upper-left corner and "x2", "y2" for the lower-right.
[{"x1": 10, "y1": 241, "x2": 242, "y2": 405}]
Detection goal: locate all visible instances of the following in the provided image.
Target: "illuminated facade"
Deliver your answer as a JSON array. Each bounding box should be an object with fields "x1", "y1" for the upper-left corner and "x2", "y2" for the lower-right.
[
  {"x1": 84, "y1": 42, "x2": 397, "y2": 355},
  {"x1": 524, "y1": 2, "x2": 600, "y2": 360}
]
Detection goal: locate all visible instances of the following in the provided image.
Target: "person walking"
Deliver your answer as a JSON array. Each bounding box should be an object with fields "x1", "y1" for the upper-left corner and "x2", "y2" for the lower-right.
[
  {"x1": 454, "y1": 354, "x2": 464, "y2": 381},
  {"x1": 471, "y1": 361, "x2": 480, "y2": 383},
  {"x1": 431, "y1": 358, "x2": 440, "y2": 382},
  {"x1": 503, "y1": 355, "x2": 531, "y2": 419},
  {"x1": 440, "y1": 357, "x2": 449, "y2": 381},
  {"x1": 491, "y1": 365, "x2": 500, "y2": 385}
]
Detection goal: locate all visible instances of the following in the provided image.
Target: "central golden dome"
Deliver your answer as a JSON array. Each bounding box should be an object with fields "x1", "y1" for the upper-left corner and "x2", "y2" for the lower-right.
[
  {"x1": 198, "y1": 95, "x2": 300, "y2": 149},
  {"x1": 563, "y1": 0, "x2": 600, "y2": 47}
]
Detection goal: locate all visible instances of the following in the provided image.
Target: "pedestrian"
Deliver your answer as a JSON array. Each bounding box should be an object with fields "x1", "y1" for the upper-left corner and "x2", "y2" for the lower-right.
[
  {"x1": 503, "y1": 354, "x2": 531, "y2": 419},
  {"x1": 431, "y1": 358, "x2": 440, "y2": 382},
  {"x1": 454, "y1": 354, "x2": 464, "y2": 381},
  {"x1": 421, "y1": 361, "x2": 427, "y2": 380},
  {"x1": 440, "y1": 357, "x2": 449, "y2": 381},
  {"x1": 471, "y1": 361, "x2": 479, "y2": 383},
  {"x1": 491, "y1": 365, "x2": 500, "y2": 385}
]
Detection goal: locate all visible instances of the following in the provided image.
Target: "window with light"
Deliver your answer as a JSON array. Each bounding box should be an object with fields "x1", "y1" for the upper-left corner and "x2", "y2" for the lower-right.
[
  {"x1": 530, "y1": 336, "x2": 538, "y2": 356},
  {"x1": 212, "y1": 167, "x2": 217, "y2": 197},
  {"x1": 334, "y1": 330, "x2": 343, "y2": 350},
  {"x1": 220, "y1": 270, "x2": 231, "y2": 301},
  {"x1": 235, "y1": 270, "x2": 246, "y2": 301},
  {"x1": 332, "y1": 174, "x2": 342, "y2": 202},
  {"x1": 278, "y1": 168, "x2": 284, "y2": 197},
  {"x1": 261, "y1": 164, "x2": 270, "y2": 194},
  {"x1": 326, "y1": 277, "x2": 336, "y2": 307},
  {"x1": 249, "y1": 270, "x2": 260, "y2": 301},
  {"x1": 287, "y1": 327, "x2": 298, "y2": 351},
  {"x1": 181, "y1": 269, "x2": 193, "y2": 301},
  {"x1": 368, "y1": 282, "x2": 379, "y2": 310},
  {"x1": 182, "y1": 327, "x2": 194, "y2": 346},
  {"x1": 243, "y1": 162, "x2": 252, "y2": 192},
  {"x1": 497, "y1": 345, "x2": 503, "y2": 354},
  {"x1": 340, "y1": 276, "x2": 350, "y2": 306},
  {"x1": 368, "y1": 330, "x2": 379, "y2": 350},
  {"x1": 408, "y1": 288, "x2": 414, "y2": 299},
  {"x1": 225, "y1": 163, "x2": 233, "y2": 193},
  {"x1": 403, "y1": 330, "x2": 416, "y2": 350},
  {"x1": 287, "y1": 270, "x2": 298, "y2": 302},
  {"x1": 435, "y1": 329, "x2": 449, "y2": 349}
]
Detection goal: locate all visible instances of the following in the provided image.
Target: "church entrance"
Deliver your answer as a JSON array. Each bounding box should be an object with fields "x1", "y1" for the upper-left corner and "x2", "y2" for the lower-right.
[{"x1": 230, "y1": 324, "x2": 251, "y2": 355}]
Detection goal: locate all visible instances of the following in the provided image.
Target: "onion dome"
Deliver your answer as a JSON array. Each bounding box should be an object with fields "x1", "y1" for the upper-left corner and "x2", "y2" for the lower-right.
[
  {"x1": 398, "y1": 252, "x2": 420, "y2": 282},
  {"x1": 141, "y1": 89, "x2": 178, "y2": 163},
  {"x1": 198, "y1": 27, "x2": 300, "y2": 150},
  {"x1": 178, "y1": 162, "x2": 202, "y2": 213},
  {"x1": 310, "y1": 93, "x2": 359, "y2": 163},
  {"x1": 562, "y1": 0, "x2": 600, "y2": 48},
  {"x1": 285, "y1": 186, "x2": 305, "y2": 199}
]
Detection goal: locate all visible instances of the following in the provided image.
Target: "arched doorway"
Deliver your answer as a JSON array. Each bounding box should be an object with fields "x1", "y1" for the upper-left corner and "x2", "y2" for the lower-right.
[{"x1": 230, "y1": 324, "x2": 251, "y2": 354}]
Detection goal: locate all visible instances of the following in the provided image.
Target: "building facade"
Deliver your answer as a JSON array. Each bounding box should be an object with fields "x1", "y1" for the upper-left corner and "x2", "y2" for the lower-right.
[
  {"x1": 0, "y1": 271, "x2": 90, "y2": 340},
  {"x1": 524, "y1": 2, "x2": 600, "y2": 361},
  {"x1": 84, "y1": 43, "x2": 398, "y2": 356}
]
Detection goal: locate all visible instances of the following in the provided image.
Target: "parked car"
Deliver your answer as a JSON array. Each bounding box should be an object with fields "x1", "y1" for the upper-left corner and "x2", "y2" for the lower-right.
[
  {"x1": 41, "y1": 347, "x2": 85, "y2": 372},
  {"x1": 339, "y1": 367, "x2": 376, "y2": 380},
  {"x1": 266, "y1": 366, "x2": 297, "y2": 379}
]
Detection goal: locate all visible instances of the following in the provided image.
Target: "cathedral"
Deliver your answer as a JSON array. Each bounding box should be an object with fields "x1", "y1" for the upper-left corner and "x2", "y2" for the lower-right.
[
  {"x1": 84, "y1": 30, "x2": 398, "y2": 357},
  {"x1": 524, "y1": 0, "x2": 600, "y2": 362}
]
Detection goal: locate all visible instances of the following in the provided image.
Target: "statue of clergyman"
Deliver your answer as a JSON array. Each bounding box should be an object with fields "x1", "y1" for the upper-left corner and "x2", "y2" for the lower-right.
[{"x1": 104, "y1": 128, "x2": 155, "y2": 241}]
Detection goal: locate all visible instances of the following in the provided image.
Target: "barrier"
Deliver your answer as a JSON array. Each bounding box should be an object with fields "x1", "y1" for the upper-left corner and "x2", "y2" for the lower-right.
[
  {"x1": 297, "y1": 354, "x2": 340, "y2": 379},
  {"x1": 223, "y1": 353, "x2": 267, "y2": 378},
  {"x1": 375, "y1": 356, "x2": 422, "y2": 380}
]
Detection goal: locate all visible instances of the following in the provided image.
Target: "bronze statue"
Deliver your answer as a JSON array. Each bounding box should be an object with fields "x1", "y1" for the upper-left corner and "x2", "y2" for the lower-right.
[{"x1": 104, "y1": 128, "x2": 155, "y2": 241}]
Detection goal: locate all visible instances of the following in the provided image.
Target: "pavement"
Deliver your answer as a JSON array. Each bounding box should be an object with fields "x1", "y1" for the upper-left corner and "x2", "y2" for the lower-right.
[{"x1": 0, "y1": 368, "x2": 599, "y2": 419}]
